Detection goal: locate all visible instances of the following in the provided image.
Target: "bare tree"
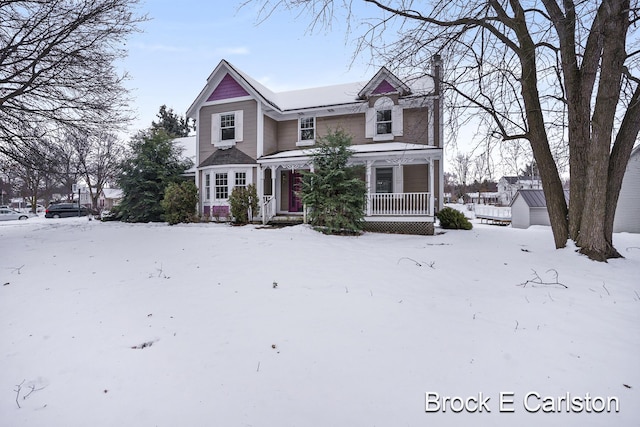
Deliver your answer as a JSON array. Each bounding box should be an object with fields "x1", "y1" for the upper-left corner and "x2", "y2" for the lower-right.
[
  {"x1": 0, "y1": 0, "x2": 145, "y2": 161},
  {"x1": 250, "y1": 0, "x2": 640, "y2": 261},
  {"x1": 72, "y1": 131, "x2": 125, "y2": 210}
]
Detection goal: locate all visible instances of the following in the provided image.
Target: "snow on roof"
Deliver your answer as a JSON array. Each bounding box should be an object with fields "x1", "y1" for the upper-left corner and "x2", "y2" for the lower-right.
[
  {"x1": 259, "y1": 142, "x2": 440, "y2": 162},
  {"x1": 102, "y1": 188, "x2": 123, "y2": 199}
]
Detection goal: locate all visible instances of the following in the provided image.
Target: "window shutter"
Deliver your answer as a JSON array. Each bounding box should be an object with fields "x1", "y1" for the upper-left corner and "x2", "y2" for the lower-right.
[
  {"x1": 392, "y1": 105, "x2": 403, "y2": 136},
  {"x1": 235, "y1": 110, "x2": 243, "y2": 142},
  {"x1": 211, "y1": 113, "x2": 220, "y2": 144},
  {"x1": 365, "y1": 108, "x2": 375, "y2": 138}
]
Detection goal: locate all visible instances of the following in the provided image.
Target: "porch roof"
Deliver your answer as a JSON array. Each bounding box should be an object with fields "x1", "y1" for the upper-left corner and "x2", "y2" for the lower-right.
[{"x1": 258, "y1": 142, "x2": 442, "y2": 165}]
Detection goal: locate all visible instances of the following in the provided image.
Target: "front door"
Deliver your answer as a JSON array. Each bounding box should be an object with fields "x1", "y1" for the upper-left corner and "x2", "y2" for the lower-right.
[{"x1": 288, "y1": 170, "x2": 304, "y2": 212}]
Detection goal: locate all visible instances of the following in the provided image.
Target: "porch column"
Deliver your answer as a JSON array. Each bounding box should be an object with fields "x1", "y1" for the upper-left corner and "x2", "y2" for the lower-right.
[
  {"x1": 365, "y1": 161, "x2": 372, "y2": 216},
  {"x1": 259, "y1": 166, "x2": 266, "y2": 224},
  {"x1": 428, "y1": 158, "x2": 435, "y2": 216}
]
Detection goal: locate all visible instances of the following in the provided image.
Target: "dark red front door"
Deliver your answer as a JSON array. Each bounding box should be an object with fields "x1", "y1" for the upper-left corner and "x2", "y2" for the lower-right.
[{"x1": 288, "y1": 170, "x2": 304, "y2": 212}]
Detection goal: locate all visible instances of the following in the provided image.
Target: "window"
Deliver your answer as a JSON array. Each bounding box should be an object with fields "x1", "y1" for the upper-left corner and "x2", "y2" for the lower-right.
[
  {"x1": 235, "y1": 171, "x2": 246, "y2": 188},
  {"x1": 215, "y1": 173, "x2": 228, "y2": 199},
  {"x1": 376, "y1": 109, "x2": 392, "y2": 135},
  {"x1": 204, "y1": 174, "x2": 211, "y2": 200},
  {"x1": 375, "y1": 168, "x2": 393, "y2": 193},
  {"x1": 300, "y1": 117, "x2": 315, "y2": 141},
  {"x1": 220, "y1": 113, "x2": 235, "y2": 140},
  {"x1": 366, "y1": 97, "x2": 403, "y2": 140},
  {"x1": 211, "y1": 110, "x2": 243, "y2": 147}
]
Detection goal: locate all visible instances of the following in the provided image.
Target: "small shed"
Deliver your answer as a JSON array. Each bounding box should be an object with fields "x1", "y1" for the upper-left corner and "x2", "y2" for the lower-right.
[
  {"x1": 613, "y1": 145, "x2": 640, "y2": 233},
  {"x1": 510, "y1": 189, "x2": 569, "y2": 229}
]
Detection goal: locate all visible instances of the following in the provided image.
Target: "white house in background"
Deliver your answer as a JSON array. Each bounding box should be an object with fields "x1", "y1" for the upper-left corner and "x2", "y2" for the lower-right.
[
  {"x1": 186, "y1": 57, "x2": 444, "y2": 235},
  {"x1": 510, "y1": 189, "x2": 570, "y2": 229},
  {"x1": 98, "y1": 188, "x2": 123, "y2": 211},
  {"x1": 497, "y1": 176, "x2": 543, "y2": 205},
  {"x1": 614, "y1": 145, "x2": 640, "y2": 233},
  {"x1": 173, "y1": 135, "x2": 197, "y2": 180}
]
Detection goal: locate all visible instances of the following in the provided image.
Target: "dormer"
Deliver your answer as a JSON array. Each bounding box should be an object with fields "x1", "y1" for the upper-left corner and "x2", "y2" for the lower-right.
[{"x1": 360, "y1": 68, "x2": 410, "y2": 141}]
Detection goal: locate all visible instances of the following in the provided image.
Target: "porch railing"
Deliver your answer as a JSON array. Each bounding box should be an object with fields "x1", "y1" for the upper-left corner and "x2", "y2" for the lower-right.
[
  {"x1": 366, "y1": 192, "x2": 431, "y2": 216},
  {"x1": 263, "y1": 195, "x2": 276, "y2": 224}
]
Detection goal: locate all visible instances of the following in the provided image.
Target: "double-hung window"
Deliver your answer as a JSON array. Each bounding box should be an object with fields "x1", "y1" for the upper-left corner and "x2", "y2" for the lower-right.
[
  {"x1": 215, "y1": 173, "x2": 228, "y2": 199},
  {"x1": 220, "y1": 113, "x2": 235, "y2": 140},
  {"x1": 235, "y1": 171, "x2": 247, "y2": 188},
  {"x1": 212, "y1": 110, "x2": 243, "y2": 147},
  {"x1": 375, "y1": 168, "x2": 394, "y2": 193},
  {"x1": 300, "y1": 117, "x2": 315, "y2": 140},
  {"x1": 366, "y1": 97, "x2": 403, "y2": 140},
  {"x1": 204, "y1": 174, "x2": 211, "y2": 200},
  {"x1": 376, "y1": 109, "x2": 392, "y2": 135}
]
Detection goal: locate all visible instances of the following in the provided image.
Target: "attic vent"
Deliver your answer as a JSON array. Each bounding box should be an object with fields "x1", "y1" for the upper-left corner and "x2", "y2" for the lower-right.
[{"x1": 327, "y1": 108, "x2": 335, "y2": 112}]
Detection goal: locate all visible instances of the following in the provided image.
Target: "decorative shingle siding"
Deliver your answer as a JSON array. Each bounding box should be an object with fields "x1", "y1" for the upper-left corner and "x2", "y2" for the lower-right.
[{"x1": 206, "y1": 73, "x2": 250, "y2": 102}]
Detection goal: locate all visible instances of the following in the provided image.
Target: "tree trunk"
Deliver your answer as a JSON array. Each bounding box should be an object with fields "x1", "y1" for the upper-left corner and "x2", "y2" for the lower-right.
[
  {"x1": 512, "y1": 7, "x2": 569, "y2": 249},
  {"x1": 576, "y1": 0, "x2": 628, "y2": 261}
]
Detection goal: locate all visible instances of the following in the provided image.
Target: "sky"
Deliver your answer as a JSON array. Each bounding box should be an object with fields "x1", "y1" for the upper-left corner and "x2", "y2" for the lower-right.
[{"x1": 119, "y1": 0, "x2": 380, "y2": 137}]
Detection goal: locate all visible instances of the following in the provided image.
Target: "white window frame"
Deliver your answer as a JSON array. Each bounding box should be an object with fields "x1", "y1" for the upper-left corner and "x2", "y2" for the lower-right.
[
  {"x1": 211, "y1": 110, "x2": 244, "y2": 148},
  {"x1": 235, "y1": 171, "x2": 247, "y2": 188},
  {"x1": 366, "y1": 97, "x2": 403, "y2": 141},
  {"x1": 204, "y1": 173, "x2": 211, "y2": 201},
  {"x1": 215, "y1": 172, "x2": 228, "y2": 200},
  {"x1": 296, "y1": 116, "x2": 316, "y2": 147}
]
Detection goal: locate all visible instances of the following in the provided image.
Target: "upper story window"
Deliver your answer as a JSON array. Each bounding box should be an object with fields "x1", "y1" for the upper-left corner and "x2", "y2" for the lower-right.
[
  {"x1": 211, "y1": 110, "x2": 243, "y2": 148},
  {"x1": 376, "y1": 109, "x2": 392, "y2": 135},
  {"x1": 297, "y1": 116, "x2": 316, "y2": 147},
  {"x1": 220, "y1": 113, "x2": 235, "y2": 140},
  {"x1": 366, "y1": 96, "x2": 403, "y2": 141}
]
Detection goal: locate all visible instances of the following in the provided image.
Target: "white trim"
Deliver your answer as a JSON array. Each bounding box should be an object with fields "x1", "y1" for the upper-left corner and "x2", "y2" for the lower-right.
[{"x1": 200, "y1": 95, "x2": 254, "y2": 108}]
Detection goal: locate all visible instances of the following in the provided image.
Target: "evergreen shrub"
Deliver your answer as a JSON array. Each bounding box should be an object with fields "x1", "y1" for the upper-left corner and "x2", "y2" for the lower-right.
[{"x1": 436, "y1": 206, "x2": 473, "y2": 230}]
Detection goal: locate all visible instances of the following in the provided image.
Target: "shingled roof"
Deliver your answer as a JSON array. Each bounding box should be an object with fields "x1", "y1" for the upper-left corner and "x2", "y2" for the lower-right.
[{"x1": 199, "y1": 147, "x2": 256, "y2": 168}]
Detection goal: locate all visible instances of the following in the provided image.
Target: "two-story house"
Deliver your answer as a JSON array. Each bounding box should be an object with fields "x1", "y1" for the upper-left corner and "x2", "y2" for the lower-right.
[{"x1": 186, "y1": 57, "x2": 444, "y2": 235}]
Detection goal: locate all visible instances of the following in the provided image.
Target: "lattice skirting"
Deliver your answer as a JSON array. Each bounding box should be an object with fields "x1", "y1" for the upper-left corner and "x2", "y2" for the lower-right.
[{"x1": 363, "y1": 221, "x2": 434, "y2": 236}]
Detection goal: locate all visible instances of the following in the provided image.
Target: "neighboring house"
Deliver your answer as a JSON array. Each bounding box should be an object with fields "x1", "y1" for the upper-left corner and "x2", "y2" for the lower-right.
[
  {"x1": 98, "y1": 188, "x2": 123, "y2": 211},
  {"x1": 186, "y1": 57, "x2": 444, "y2": 235},
  {"x1": 173, "y1": 135, "x2": 197, "y2": 181},
  {"x1": 510, "y1": 189, "x2": 569, "y2": 229},
  {"x1": 497, "y1": 176, "x2": 542, "y2": 205},
  {"x1": 613, "y1": 145, "x2": 640, "y2": 233},
  {"x1": 466, "y1": 192, "x2": 500, "y2": 205}
]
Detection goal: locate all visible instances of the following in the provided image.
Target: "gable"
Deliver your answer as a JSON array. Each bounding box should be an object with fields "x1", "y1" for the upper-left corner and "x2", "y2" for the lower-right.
[
  {"x1": 372, "y1": 79, "x2": 397, "y2": 95},
  {"x1": 206, "y1": 73, "x2": 250, "y2": 102}
]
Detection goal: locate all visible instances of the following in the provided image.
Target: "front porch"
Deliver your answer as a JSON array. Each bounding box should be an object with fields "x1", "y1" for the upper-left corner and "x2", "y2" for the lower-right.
[{"x1": 257, "y1": 143, "x2": 443, "y2": 234}]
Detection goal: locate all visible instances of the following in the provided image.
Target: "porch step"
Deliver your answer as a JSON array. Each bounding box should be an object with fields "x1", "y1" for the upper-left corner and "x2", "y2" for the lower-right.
[{"x1": 267, "y1": 215, "x2": 304, "y2": 226}]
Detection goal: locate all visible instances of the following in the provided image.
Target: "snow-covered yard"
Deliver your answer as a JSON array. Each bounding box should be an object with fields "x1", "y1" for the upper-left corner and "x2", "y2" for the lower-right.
[{"x1": 1, "y1": 216, "x2": 638, "y2": 426}]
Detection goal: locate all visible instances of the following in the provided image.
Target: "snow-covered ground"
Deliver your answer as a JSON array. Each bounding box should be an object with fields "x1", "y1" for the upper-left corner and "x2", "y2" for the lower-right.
[{"x1": 1, "y1": 215, "x2": 638, "y2": 426}]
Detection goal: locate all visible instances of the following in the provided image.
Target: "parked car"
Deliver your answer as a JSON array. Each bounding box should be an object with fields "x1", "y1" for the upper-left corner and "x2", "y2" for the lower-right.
[
  {"x1": 0, "y1": 208, "x2": 29, "y2": 221},
  {"x1": 45, "y1": 203, "x2": 91, "y2": 218}
]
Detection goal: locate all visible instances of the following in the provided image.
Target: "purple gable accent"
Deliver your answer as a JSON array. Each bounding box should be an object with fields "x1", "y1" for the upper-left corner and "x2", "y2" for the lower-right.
[
  {"x1": 206, "y1": 73, "x2": 250, "y2": 102},
  {"x1": 372, "y1": 79, "x2": 397, "y2": 95}
]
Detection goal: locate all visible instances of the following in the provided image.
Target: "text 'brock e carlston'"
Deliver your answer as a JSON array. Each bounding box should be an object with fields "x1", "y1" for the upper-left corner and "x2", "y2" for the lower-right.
[{"x1": 425, "y1": 392, "x2": 620, "y2": 413}]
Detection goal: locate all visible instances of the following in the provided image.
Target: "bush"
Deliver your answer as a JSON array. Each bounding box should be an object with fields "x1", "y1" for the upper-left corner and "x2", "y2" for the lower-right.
[
  {"x1": 161, "y1": 181, "x2": 198, "y2": 225},
  {"x1": 436, "y1": 207, "x2": 473, "y2": 230},
  {"x1": 229, "y1": 184, "x2": 258, "y2": 225}
]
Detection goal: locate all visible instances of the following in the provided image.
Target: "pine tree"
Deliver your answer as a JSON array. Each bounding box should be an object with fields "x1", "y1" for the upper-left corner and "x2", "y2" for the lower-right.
[
  {"x1": 301, "y1": 129, "x2": 366, "y2": 234},
  {"x1": 117, "y1": 130, "x2": 193, "y2": 222}
]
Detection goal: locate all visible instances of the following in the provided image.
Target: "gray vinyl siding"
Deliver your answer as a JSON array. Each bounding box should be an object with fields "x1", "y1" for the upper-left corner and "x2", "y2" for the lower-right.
[
  {"x1": 614, "y1": 149, "x2": 640, "y2": 233},
  {"x1": 403, "y1": 107, "x2": 430, "y2": 145},
  {"x1": 198, "y1": 99, "x2": 258, "y2": 163},
  {"x1": 530, "y1": 207, "x2": 551, "y2": 226},
  {"x1": 276, "y1": 120, "x2": 299, "y2": 152},
  {"x1": 403, "y1": 164, "x2": 429, "y2": 193},
  {"x1": 263, "y1": 116, "x2": 278, "y2": 156},
  {"x1": 316, "y1": 113, "x2": 367, "y2": 145}
]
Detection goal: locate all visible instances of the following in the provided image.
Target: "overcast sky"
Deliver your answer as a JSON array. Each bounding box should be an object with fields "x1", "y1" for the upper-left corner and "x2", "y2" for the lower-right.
[{"x1": 119, "y1": 0, "x2": 378, "y2": 137}]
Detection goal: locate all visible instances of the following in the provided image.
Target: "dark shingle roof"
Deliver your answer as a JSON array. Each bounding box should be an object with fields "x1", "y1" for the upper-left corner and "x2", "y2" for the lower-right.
[
  {"x1": 511, "y1": 189, "x2": 570, "y2": 208},
  {"x1": 199, "y1": 147, "x2": 256, "y2": 167}
]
